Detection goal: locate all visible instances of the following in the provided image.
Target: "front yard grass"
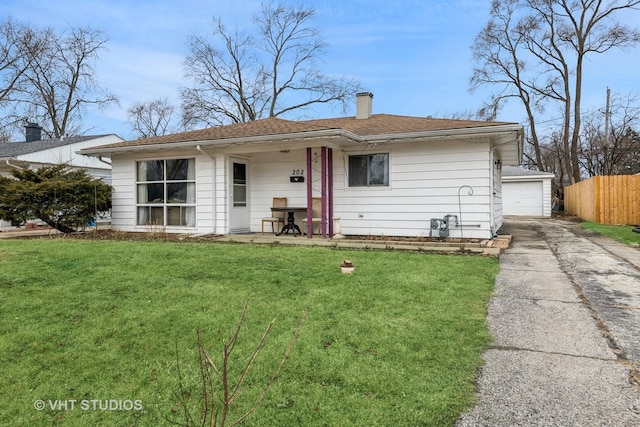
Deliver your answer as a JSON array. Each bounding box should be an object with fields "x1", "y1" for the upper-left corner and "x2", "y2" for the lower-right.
[
  {"x1": 0, "y1": 238, "x2": 497, "y2": 426},
  {"x1": 581, "y1": 221, "x2": 640, "y2": 246}
]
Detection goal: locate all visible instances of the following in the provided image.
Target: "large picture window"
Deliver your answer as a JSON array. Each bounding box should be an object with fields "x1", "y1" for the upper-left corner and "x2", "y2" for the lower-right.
[
  {"x1": 136, "y1": 159, "x2": 196, "y2": 227},
  {"x1": 348, "y1": 153, "x2": 389, "y2": 187}
]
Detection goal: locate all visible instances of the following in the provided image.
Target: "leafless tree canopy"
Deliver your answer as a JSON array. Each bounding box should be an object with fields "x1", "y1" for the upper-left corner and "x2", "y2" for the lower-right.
[
  {"x1": 181, "y1": 2, "x2": 361, "y2": 128},
  {"x1": 0, "y1": 21, "x2": 117, "y2": 140},
  {"x1": 0, "y1": 19, "x2": 46, "y2": 141},
  {"x1": 471, "y1": 0, "x2": 640, "y2": 183},
  {"x1": 579, "y1": 92, "x2": 640, "y2": 175},
  {"x1": 0, "y1": 19, "x2": 42, "y2": 103},
  {"x1": 128, "y1": 98, "x2": 177, "y2": 138},
  {"x1": 21, "y1": 26, "x2": 118, "y2": 138}
]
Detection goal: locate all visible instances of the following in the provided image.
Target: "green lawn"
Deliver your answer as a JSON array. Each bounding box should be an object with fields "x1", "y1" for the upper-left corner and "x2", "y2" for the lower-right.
[
  {"x1": 580, "y1": 221, "x2": 640, "y2": 246},
  {"x1": 0, "y1": 238, "x2": 498, "y2": 426}
]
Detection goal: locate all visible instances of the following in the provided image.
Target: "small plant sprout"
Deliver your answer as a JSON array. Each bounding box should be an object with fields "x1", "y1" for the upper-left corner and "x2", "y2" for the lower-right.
[{"x1": 172, "y1": 300, "x2": 307, "y2": 426}]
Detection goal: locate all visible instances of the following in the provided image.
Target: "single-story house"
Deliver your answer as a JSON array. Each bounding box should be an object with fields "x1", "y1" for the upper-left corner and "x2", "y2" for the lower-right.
[
  {"x1": 502, "y1": 166, "x2": 555, "y2": 217},
  {"x1": 80, "y1": 93, "x2": 523, "y2": 239}
]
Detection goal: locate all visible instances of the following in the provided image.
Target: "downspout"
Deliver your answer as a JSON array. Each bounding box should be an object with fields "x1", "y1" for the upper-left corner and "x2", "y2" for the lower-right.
[
  {"x1": 97, "y1": 156, "x2": 111, "y2": 166},
  {"x1": 196, "y1": 145, "x2": 217, "y2": 235},
  {"x1": 5, "y1": 159, "x2": 24, "y2": 170},
  {"x1": 490, "y1": 149, "x2": 498, "y2": 238}
]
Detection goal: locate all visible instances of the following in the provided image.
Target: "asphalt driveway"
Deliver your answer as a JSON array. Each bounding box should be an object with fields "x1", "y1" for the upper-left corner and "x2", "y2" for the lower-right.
[{"x1": 457, "y1": 217, "x2": 640, "y2": 426}]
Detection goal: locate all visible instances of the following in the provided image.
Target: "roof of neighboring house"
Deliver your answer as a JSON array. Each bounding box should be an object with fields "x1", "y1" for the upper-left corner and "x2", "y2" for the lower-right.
[
  {"x1": 80, "y1": 114, "x2": 518, "y2": 152},
  {"x1": 0, "y1": 135, "x2": 114, "y2": 158},
  {"x1": 502, "y1": 166, "x2": 555, "y2": 178}
]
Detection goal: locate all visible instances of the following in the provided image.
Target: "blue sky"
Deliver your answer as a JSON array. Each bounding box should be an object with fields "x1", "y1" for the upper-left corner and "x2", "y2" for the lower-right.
[{"x1": 3, "y1": 0, "x2": 640, "y2": 140}]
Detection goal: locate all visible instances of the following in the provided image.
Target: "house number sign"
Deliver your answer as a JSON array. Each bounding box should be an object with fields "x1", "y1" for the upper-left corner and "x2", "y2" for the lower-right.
[{"x1": 290, "y1": 169, "x2": 305, "y2": 183}]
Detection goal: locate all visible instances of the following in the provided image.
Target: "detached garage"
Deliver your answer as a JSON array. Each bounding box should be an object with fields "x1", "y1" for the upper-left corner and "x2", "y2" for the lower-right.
[{"x1": 502, "y1": 166, "x2": 555, "y2": 217}]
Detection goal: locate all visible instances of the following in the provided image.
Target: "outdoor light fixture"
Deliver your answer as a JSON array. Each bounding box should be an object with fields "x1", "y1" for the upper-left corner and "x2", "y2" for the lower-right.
[{"x1": 494, "y1": 159, "x2": 502, "y2": 169}]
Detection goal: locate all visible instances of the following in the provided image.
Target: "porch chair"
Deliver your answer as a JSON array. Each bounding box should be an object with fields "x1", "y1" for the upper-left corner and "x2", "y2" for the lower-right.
[
  {"x1": 261, "y1": 197, "x2": 287, "y2": 234},
  {"x1": 302, "y1": 197, "x2": 323, "y2": 236}
]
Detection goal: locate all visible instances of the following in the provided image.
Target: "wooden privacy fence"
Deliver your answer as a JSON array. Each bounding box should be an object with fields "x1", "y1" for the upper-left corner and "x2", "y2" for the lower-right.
[{"x1": 564, "y1": 175, "x2": 640, "y2": 225}]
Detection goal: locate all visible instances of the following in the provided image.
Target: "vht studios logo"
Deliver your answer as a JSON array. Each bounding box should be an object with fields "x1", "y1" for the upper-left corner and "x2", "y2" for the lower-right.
[{"x1": 34, "y1": 399, "x2": 143, "y2": 411}]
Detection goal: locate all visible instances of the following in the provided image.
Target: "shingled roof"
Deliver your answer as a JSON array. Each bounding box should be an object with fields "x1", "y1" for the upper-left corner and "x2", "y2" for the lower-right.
[
  {"x1": 80, "y1": 114, "x2": 517, "y2": 153},
  {"x1": 307, "y1": 114, "x2": 511, "y2": 135},
  {"x1": 0, "y1": 135, "x2": 113, "y2": 158}
]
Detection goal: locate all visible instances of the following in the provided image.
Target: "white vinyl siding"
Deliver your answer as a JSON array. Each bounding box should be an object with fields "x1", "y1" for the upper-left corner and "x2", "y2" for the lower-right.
[
  {"x1": 333, "y1": 140, "x2": 493, "y2": 239},
  {"x1": 110, "y1": 151, "x2": 217, "y2": 233},
  {"x1": 248, "y1": 150, "x2": 311, "y2": 233},
  {"x1": 17, "y1": 135, "x2": 121, "y2": 171},
  {"x1": 109, "y1": 157, "x2": 135, "y2": 230},
  {"x1": 109, "y1": 139, "x2": 503, "y2": 238}
]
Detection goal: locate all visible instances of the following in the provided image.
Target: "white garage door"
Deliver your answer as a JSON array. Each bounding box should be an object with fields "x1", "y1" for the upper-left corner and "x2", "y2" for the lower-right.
[{"x1": 503, "y1": 181, "x2": 543, "y2": 216}]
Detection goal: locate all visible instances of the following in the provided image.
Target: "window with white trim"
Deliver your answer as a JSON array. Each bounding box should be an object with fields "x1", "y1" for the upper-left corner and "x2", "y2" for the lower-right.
[
  {"x1": 348, "y1": 153, "x2": 389, "y2": 187},
  {"x1": 136, "y1": 159, "x2": 196, "y2": 226}
]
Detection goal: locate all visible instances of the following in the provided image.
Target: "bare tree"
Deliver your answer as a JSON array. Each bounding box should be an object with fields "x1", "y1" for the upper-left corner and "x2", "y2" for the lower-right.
[
  {"x1": 18, "y1": 26, "x2": 118, "y2": 138},
  {"x1": 0, "y1": 19, "x2": 41, "y2": 103},
  {"x1": 471, "y1": 0, "x2": 548, "y2": 171},
  {"x1": 128, "y1": 98, "x2": 178, "y2": 138},
  {"x1": 181, "y1": 2, "x2": 361, "y2": 128},
  {"x1": 0, "y1": 18, "x2": 45, "y2": 139},
  {"x1": 579, "y1": 92, "x2": 640, "y2": 176},
  {"x1": 471, "y1": 0, "x2": 640, "y2": 184},
  {"x1": 181, "y1": 20, "x2": 268, "y2": 127}
]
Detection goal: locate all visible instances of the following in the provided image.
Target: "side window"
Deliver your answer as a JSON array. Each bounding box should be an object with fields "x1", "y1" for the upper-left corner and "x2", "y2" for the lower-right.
[{"x1": 348, "y1": 153, "x2": 389, "y2": 187}]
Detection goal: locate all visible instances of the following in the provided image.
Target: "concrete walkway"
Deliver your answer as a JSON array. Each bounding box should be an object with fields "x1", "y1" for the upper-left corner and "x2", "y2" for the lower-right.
[{"x1": 457, "y1": 217, "x2": 640, "y2": 426}]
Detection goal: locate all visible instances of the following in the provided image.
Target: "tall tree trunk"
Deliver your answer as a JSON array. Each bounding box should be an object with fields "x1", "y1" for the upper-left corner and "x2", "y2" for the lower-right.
[{"x1": 570, "y1": 52, "x2": 584, "y2": 183}]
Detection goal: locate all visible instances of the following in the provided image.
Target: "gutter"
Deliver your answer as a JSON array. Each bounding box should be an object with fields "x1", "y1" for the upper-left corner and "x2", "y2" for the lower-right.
[
  {"x1": 363, "y1": 124, "x2": 524, "y2": 144},
  {"x1": 5, "y1": 159, "x2": 25, "y2": 170},
  {"x1": 79, "y1": 129, "x2": 363, "y2": 156},
  {"x1": 502, "y1": 173, "x2": 555, "y2": 182}
]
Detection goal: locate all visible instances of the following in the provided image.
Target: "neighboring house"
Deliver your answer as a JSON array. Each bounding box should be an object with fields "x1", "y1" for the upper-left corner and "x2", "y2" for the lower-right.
[
  {"x1": 502, "y1": 166, "x2": 555, "y2": 217},
  {"x1": 0, "y1": 123, "x2": 123, "y2": 230},
  {"x1": 80, "y1": 93, "x2": 523, "y2": 239},
  {"x1": 0, "y1": 123, "x2": 122, "y2": 182}
]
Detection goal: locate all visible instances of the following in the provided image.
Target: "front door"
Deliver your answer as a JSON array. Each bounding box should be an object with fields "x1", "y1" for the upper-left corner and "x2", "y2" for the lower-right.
[{"x1": 229, "y1": 158, "x2": 250, "y2": 232}]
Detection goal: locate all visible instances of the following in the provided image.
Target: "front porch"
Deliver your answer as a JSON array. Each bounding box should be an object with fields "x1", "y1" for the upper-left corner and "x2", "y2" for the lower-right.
[{"x1": 230, "y1": 145, "x2": 337, "y2": 238}]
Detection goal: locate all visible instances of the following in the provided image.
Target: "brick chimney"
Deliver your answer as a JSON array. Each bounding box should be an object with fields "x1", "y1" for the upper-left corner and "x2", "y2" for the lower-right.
[
  {"x1": 356, "y1": 92, "x2": 373, "y2": 119},
  {"x1": 25, "y1": 122, "x2": 42, "y2": 142}
]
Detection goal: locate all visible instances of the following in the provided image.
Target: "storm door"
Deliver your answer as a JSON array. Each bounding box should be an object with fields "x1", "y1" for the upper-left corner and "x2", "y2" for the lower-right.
[{"x1": 229, "y1": 158, "x2": 249, "y2": 232}]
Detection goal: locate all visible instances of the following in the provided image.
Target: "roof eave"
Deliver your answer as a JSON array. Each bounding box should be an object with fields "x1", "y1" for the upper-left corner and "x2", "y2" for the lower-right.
[
  {"x1": 360, "y1": 123, "x2": 524, "y2": 165},
  {"x1": 79, "y1": 128, "x2": 363, "y2": 156},
  {"x1": 502, "y1": 171, "x2": 556, "y2": 180},
  {"x1": 361, "y1": 123, "x2": 523, "y2": 143}
]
